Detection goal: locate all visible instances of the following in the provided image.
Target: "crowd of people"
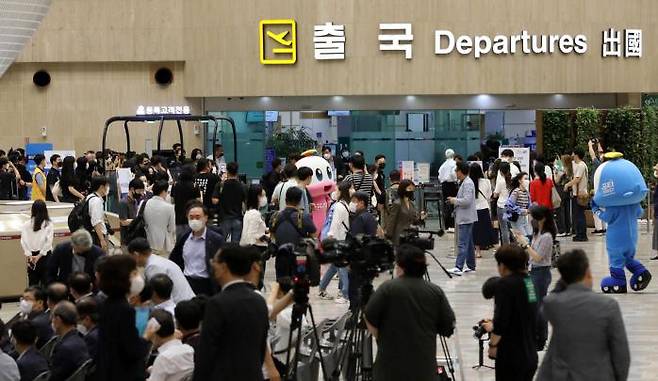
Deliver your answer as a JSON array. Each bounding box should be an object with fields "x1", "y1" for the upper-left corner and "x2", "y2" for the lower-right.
[{"x1": 0, "y1": 141, "x2": 654, "y2": 381}]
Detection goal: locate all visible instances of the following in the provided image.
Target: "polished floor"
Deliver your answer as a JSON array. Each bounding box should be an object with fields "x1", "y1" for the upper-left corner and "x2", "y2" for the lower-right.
[{"x1": 2, "y1": 222, "x2": 657, "y2": 380}]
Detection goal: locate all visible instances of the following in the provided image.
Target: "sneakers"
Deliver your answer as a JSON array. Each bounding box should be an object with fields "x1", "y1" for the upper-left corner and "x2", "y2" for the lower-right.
[
  {"x1": 318, "y1": 291, "x2": 334, "y2": 300},
  {"x1": 650, "y1": 255, "x2": 658, "y2": 261},
  {"x1": 447, "y1": 267, "x2": 463, "y2": 275},
  {"x1": 447, "y1": 228, "x2": 455, "y2": 234},
  {"x1": 334, "y1": 296, "x2": 348, "y2": 305},
  {"x1": 464, "y1": 267, "x2": 476, "y2": 274}
]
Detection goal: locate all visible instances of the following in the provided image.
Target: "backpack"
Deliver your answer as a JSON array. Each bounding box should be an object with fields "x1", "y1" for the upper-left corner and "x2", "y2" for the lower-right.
[
  {"x1": 123, "y1": 200, "x2": 149, "y2": 244},
  {"x1": 270, "y1": 209, "x2": 305, "y2": 243},
  {"x1": 320, "y1": 201, "x2": 349, "y2": 240},
  {"x1": 67, "y1": 195, "x2": 97, "y2": 233}
]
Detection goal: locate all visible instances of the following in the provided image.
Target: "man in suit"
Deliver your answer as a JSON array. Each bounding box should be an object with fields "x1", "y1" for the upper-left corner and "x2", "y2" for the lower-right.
[
  {"x1": 170, "y1": 202, "x2": 225, "y2": 296},
  {"x1": 76, "y1": 297, "x2": 99, "y2": 362},
  {"x1": 12, "y1": 320, "x2": 49, "y2": 381},
  {"x1": 448, "y1": 161, "x2": 478, "y2": 275},
  {"x1": 47, "y1": 229, "x2": 104, "y2": 285},
  {"x1": 143, "y1": 180, "x2": 177, "y2": 256},
  {"x1": 537, "y1": 249, "x2": 630, "y2": 381},
  {"x1": 193, "y1": 244, "x2": 269, "y2": 381},
  {"x1": 49, "y1": 301, "x2": 90, "y2": 381},
  {"x1": 18, "y1": 287, "x2": 53, "y2": 349}
]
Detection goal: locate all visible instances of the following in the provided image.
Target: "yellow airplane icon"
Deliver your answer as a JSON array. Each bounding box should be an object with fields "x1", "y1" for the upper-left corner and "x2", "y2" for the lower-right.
[{"x1": 259, "y1": 19, "x2": 297, "y2": 64}]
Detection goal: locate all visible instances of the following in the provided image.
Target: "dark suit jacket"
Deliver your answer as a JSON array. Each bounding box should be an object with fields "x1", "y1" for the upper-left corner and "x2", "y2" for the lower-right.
[
  {"x1": 46, "y1": 242, "x2": 104, "y2": 285},
  {"x1": 193, "y1": 282, "x2": 269, "y2": 381},
  {"x1": 17, "y1": 347, "x2": 49, "y2": 381},
  {"x1": 83, "y1": 326, "x2": 99, "y2": 361},
  {"x1": 96, "y1": 296, "x2": 149, "y2": 381},
  {"x1": 169, "y1": 227, "x2": 225, "y2": 290},
  {"x1": 50, "y1": 330, "x2": 90, "y2": 381},
  {"x1": 28, "y1": 311, "x2": 54, "y2": 349},
  {"x1": 537, "y1": 283, "x2": 630, "y2": 381}
]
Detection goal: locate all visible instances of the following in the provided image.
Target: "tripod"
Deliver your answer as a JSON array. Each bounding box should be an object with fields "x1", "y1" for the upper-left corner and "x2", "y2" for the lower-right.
[
  {"x1": 330, "y1": 279, "x2": 375, "y2": 381},
  {"x1": 284, "y1": 281, "x2": 329, "y2": 381},
  {"x1": 425, "y1": 249, "x2": 457, "y2": 278},
  {"x1": 423, "y1": 270, "x2": 457, "y2": 381},
  {"x1": 472, "y1": 334, "x2": 495, "y2": 371}
]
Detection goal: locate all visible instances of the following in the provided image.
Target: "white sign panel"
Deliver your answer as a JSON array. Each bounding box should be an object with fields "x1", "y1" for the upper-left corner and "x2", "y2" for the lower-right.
[
  {"x1": 43, "y1": 150, "x2": 76, "y2": 169},
  {"x1": 499, "y1": 146, "x2": 531, "y2": 174},
  {"x1": 416, "y1": 162, "x2": 431, "y2": 184},
  {"x1": 117, "y1": 168, "x2": 134, "y2": 195},
  {"x1": 399, "y1": 160, "x2": 415, "y2": 180}
]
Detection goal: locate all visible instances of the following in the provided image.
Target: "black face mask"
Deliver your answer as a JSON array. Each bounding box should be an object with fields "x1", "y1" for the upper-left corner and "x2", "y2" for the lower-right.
[
  {"x1": 133, "y1": 193, "x2": 143, "y2": 201},
  {"x1": 378, "y1": 162, "x2": 386, "y2": 170},
  {"x1": 406, "y1": 190, "x2": 415, "y2": 201}
]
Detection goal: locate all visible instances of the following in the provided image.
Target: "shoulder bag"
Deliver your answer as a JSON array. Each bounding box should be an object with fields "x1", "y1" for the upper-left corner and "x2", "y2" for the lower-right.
[{"x1": 575, "y1": 165, "x2": 590, "y2": 207}]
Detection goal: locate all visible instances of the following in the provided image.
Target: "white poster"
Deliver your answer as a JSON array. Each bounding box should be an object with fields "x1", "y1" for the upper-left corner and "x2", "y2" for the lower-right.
[
  {"x1": 499, "y1": 146, "x2": 530, "y2": 174},
  {"x1": 117, "y1": 168, "x2": 134, "y2": 195},
  {"x1": 416, "y1": 162, "x2": 431, "y2": 184},
  {"x1": 43, "y1": 150, "x2": 76, "y2": 169},
  {"x1": 400, "y1": 161, "x2": 415, "y2": 180}
]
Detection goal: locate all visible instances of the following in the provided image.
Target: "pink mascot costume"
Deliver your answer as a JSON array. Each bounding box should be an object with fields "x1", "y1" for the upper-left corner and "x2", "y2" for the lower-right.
[{"x1": 296, "y1": 150, "x2": 337, "y2": 231}]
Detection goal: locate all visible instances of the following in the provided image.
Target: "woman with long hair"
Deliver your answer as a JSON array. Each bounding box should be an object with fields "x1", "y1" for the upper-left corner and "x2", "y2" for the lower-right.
[
  {"x1": 506, "y1": 172, "x2": 533, "y2": 241},
  {"x1": 529, "y1": 162, "x2": 555, "y2": 209},
  {"x1": 513, "y1": 206, "x2": 557, "y2": 350},
  {"x1": 240, "y1": 183, "x2": 269, "y2": 289},
  {"x1": 60, "y1": 156, "x2": 85, "y2": 203},
  {"x1": 554, "y1": 154, "x2": 574, "y2": 236},
  {"x1": 386, "y1": 179, "x2": 424, "y2": 245},
  {"x1": 494, "y1": 162, "x2": 513, "y2": 244},
  {"x1": 469, "y1": 162, "x2": 497, "y2": 257},
  {"x1": 75, "y1": 156, "x2": 91, "y2": 193},
  {"x1": 318, "y1": 181, "x2": 353, "y2": 304},
  {"x1": 20, "y1": 200, "x2": 53, "y2": 286}
]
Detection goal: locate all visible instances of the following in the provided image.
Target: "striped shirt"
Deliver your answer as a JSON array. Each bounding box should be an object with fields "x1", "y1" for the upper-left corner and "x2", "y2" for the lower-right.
[
  {"x1": 510, "y1": 188, "x2": 530, "y2": 209},
  {"x1": 344, "y1": 171, "x2": 374, "y2": 197}
]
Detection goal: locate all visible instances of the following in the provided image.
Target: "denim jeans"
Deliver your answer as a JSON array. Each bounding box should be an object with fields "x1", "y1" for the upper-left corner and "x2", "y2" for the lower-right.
[
  {"x1": 572, "y1": 198, "x2": 587, "y2": 240},
  {"x1": 456, "y1": 223, "x2": 476, "y2": 270},
  {"x1": 221, "y1": 218, "x2": 243, "y2": 243},
  {"x1": 497, "y1": 207, "x2": 511, "y2": 245},
  {"x1": 510, "y1": 215, "x2": 533, "y2": 241},
  {"x1": 530, "y1": 266, "x2": 552, "y2": 348},
  {"x1": 319, "y1": 264, "x2": 349, "y2": 296}
]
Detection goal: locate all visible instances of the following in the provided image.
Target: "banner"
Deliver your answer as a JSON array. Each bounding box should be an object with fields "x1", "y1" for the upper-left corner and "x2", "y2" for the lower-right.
[{"x1": 499, "y1": 146, "x2": 530, "y2": 174}]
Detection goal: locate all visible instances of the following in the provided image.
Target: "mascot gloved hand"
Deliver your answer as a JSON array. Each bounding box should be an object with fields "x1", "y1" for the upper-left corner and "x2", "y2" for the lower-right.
[{"x1": 592, "y1": 152, "x2": 651, "y2": 293}]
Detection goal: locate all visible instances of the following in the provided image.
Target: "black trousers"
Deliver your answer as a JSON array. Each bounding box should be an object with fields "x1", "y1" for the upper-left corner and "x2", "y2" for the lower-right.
[
  {"x1": 186, "y1": 276, "x2": 213, "y2": 296},
  {"x1": 441, "y1": 182, "x2": 458, "y2": 229},
  {"x1": 572, "y1": 197, "x2": 588, "y2": 240},
  {"x1": 27, "y1": 251, "x2": 49, "y2": 286}
]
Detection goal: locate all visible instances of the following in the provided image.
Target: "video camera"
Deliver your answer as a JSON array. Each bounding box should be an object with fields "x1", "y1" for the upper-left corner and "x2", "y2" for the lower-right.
[
  {"x1": 321, "y1": 234, "x2": 395, "y2": 279},
  {"x1": 274, "y1": 239, "x2": 321, "y2": 290},
  {"x1": 400, "y1": 227, "x2": 444, "y2": 251}
]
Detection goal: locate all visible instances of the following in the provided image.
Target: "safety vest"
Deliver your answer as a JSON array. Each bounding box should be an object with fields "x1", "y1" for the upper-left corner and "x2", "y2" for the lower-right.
[{"x1": 31, "y1": 167, "x2": 46, "y2": 201}]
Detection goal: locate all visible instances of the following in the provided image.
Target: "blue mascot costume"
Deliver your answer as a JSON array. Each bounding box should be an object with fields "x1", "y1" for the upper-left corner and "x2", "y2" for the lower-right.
[{"x1": 591, "y1": 152, "x2": 651, "y2": 293}]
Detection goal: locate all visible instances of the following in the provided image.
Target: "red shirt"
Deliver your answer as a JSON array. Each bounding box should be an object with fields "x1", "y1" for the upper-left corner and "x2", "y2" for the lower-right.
[{"x1": 530, "y1": 178, "x2": 554, "y2": 209}]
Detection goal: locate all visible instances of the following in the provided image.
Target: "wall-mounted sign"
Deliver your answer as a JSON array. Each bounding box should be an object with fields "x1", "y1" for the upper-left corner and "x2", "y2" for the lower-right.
[
  {"x1": 260, "y1": 19, "x2": 643, "y2": 63},
  {"x1": 136, "y1": 105, "x2": 190, "y2": 115}
]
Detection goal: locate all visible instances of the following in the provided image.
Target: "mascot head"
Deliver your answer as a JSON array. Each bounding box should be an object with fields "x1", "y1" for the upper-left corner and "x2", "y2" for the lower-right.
[
  {"x1": 296, "y1": 149, "x2": 337, "y2": 197},
  {"x1": 593, "y1": 152, "x2": 648, "y2": 207}
]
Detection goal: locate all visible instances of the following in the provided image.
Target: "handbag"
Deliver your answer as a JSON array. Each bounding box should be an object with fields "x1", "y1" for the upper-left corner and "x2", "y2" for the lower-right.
[
  {"x1": 575, "y1": 165, "x2": 590, "y2": 207},
  {"x1": 551, "y1": 186, "x2": 562, "y2": 209},
  {"x1": 551, "y1": 240, "x2": 561, "y2": 268}
]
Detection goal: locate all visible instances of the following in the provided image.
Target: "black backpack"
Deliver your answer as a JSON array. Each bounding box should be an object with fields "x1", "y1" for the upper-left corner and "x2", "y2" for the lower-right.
[
  {"x1": 67, "y1": 195, "x2": 97, "y2": 233},
  {"x1": 123, "y1": 200, "x2": 149, "y2": 244}
]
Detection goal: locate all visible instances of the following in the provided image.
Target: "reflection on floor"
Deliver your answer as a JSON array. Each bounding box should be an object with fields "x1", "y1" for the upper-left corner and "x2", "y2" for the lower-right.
[{"x1": 2, "y1": 225, "x2": 657, "y2": 380}]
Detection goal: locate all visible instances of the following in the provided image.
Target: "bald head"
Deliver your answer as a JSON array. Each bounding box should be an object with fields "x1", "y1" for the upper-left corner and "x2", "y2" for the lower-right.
[
  {"x1": 47, "y1": 282, "x2": 69, "y2": 310},
  {"x1": 52, "y1": 301, "x2": 78, "y2": 335}
]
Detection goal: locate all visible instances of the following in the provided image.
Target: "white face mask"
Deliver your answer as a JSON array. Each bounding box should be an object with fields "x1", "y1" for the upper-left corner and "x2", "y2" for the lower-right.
[
  {"x1": 654, "y1": 170, "x2": 658, "y2": 179},
  {"x1": 348, "y1": 202, "x2": 357, "y2": 213},
  {"x1": 129, "y1": 275, "x2": 145, "y2": 297},
  {"x1": 323, "y1": 153, "x2": 332, "y2": 160},
  {"x1": 189, "y1": 219, "x2": 205, "y2": 232},
  {"x1": 258, "y1": 196, "x2": 268, "y2": 208},
  {"x1": 77, "y1": 324, "x2": 88, "y2": 336},
  {"x1": 19, "y1": 299, "x2": 33, "y2": 315}
]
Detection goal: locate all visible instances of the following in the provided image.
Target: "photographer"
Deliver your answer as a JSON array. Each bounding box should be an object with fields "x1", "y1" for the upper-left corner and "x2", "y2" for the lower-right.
[
  {"x1": 588, "y1": 139, "x2": 607, "y2": 235},
  {"x1": 365, "y1": 244, "x2": 455, "y2": 381},
  {"x1": 481, "y1": 245, "x2": 538, "y2": 381},
  {"x1": 0, "y1": 157, "x2": 20, "y2": 200},
  {"x1": 271, "y1": 187, "x2": 317, "y2": 279}
]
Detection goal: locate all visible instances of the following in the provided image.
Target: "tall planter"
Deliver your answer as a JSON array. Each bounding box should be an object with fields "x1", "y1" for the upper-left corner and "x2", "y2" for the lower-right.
[
  {"x1": 642, "y1": 106, "x2": 658, "y2": 184},
  {"x1": 604, "y1": 107, "x2": 645, "y2": 173},
  {"x1": 542, "y1": 110, "x2": 571, "y2": 160},
  {"x1": 574, "y1": 108, "x2": 602, "y2": 158},
  {"x1": 267, "y1": 125, "x2": 317, "y2": 160}
]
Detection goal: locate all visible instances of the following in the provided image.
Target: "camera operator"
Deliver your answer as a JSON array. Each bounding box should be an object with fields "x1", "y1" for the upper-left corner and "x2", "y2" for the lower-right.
[
  {"x1": 481, "y1": 244, "x2": 538, "y2": 381},
  {"x1": 364, "y1": 244, "x2": 455, "y2": 381},
  {"x1": 588, "y1": 139, "x2": 607, "y2": 235},
  {"x1": 270, "y1": 187, "x2": 317, "y2": 279}
]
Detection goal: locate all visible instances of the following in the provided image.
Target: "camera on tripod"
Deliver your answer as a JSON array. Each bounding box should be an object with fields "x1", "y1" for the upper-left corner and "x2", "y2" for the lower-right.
[
  {"x1": 321, "y1": 234, "x2": 395, "y2": 278},
  {"x1": 274, "y1": 239, "x2": 322, "y2": 297},
  {"x1": 400, "y1": 227, "x2": 444, "y2": 251},
  {"x1": 472, "y1": 320, "x2": 489, "y2": 340}
]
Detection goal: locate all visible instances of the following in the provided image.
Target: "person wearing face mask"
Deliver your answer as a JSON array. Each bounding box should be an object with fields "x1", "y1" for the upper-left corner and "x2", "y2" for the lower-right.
[
  {"x1": 385, "y1": 180, "x2": 424, "y2": 246},
  {"x1": 143, "y1": 309, "x2": 195, "y2": 381},
  {"x1": 76, "y1": 297, "x2": 99, "y2": 364},
  {"x1": 0, "y1": 156, "x2": 20, "y2": 200},
  {"x1": 206, "y1": 144, "x2": 226, "y2": 176},
  {"x1": 84, "y1": 176, "x2": 111, "y2": 250},
  {"x1": 650, "y1": 164, "x2": 658, "y2": 261},
  {"x1": 448, "y1": 162, "x2": 478, "y2": 275},
  {"x1": 17, "y1": 286, "x2": 54, "y2": 349},
  {"x1": 119, "y1": 178, "x2": 146, "y2": 249},
  {"x1": 49, "y1": 301, "x2": 90, "y2": 381},
  {"x1": 505, "y1": 173, "x2": 533, "y2": 243},
  {"x1": 262, "y1": 158, "x2": 283, "y2": 203},
  {"x1": 171, "y1": 166, "x2": 201, "y2": 237},
  {"x1": 373, "y1": 154, "x2": 387, "y2": 216},
  {"x1": 47, "y1": 229, "x2": 104, "y2": 286},
  {"x1": 11, "y1": 320, "x2": 49, "y2": 381},
  {"x1": 169, "y1": 202, "x2": 225, "y2": 296},
  {"x1": 45, "y1": 154, "x2": 62, "y2": 202},
  {"x1": 240, "y1": 184, "x2": 269, "y2": 249},
  {"x1": 96, "y1": 254, "x2": 149, "y2": 381}
]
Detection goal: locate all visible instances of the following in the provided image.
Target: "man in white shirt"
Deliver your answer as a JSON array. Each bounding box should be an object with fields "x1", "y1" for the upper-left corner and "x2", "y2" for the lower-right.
[
  {"x1": 273, "y1": 164, "x2": 301, "y2": 211},
  {"x1": 144, "y1": 309, "x2": 194, "y2": 381},
  {"x1": 438, "y1": 149, "x2": 458, "y2": 233},
  {"x1": 144, "y1": 180, "x2": 177, "y2": 256},
  {"x1": 0, "y1": 348, "x2": 19, "y2": 381},
  {"x1": 206, "y1": 144, "x2": 226, "y2": 176},
  {"x1": 150, "y1": 274, "x2": 177, "y2": 317},
  {"x1": 565, "y1": 148, "x2": 589, "y2": 242},
  {"x1": 86, "y1": 176, "x2": 110, "y2": 251},
  {"x1": 129, "y1": 238, "x2": 195, "y2": 303}
]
